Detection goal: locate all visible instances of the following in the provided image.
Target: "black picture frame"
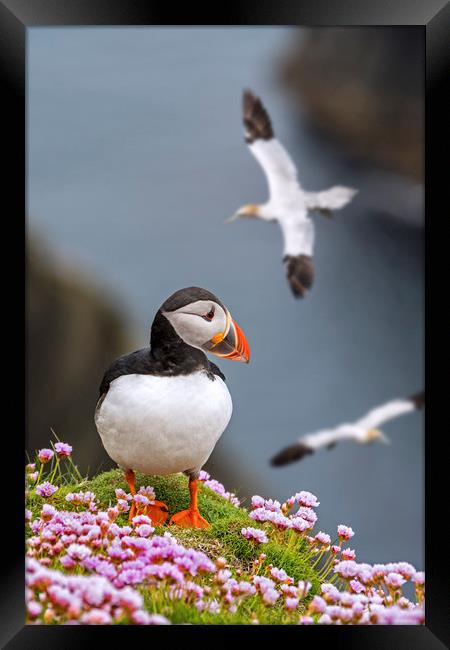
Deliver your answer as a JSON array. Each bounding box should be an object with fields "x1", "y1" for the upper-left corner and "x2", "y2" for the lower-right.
[{"x1": 4, "y1": 0, "x2": 448, "y2": 646}]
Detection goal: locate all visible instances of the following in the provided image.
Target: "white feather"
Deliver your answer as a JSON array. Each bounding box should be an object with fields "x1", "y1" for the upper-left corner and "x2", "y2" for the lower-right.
[
  {"x1": 293, "y1": 396, "x2": 419, "y2": 453},
  {"x1": 95, "y1": 371, "x2": 232, "y2": 475},
  {"x1": 249, "y1": 139, "x2": 300, "y2": 199},
  {"x1": 304, "y1": 186, "x2": 358, "y2": 211},
  {"x1": 355, "y1": 399, "x2": 415, "y2": 430},
  {"x1": 279, "y1": 214, "x2": 315, "y2": 257}
]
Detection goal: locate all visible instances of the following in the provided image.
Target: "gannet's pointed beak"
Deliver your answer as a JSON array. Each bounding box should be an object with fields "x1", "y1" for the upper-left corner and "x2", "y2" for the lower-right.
[
  {"x1": 367, "y1": 428, "x2": 391, "y2": 445},
  {"x1": 224, "y1": 212, "x2": 240, "y2": 224},
  {"x1": 378, "y1": 431, "x2": 391, "y2": 445},
  {"x1": 205, "y1": 311, "x2": 250, "y2": 363}
]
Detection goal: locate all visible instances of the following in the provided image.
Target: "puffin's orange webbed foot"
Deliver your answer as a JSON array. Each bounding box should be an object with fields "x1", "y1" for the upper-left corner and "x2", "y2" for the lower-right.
[
  {"x1": 141, "y1": 500, "x2": 169, "y2": 526},
  {"x1": 169, "y1": 476, "x2": 209, "y2": 528},
  {"x1": 124, "y1": 469, "x2": 168, "y2": 525},
  {"x1": 169, "y1": 508, "x2": 210, "y2": 529},
  {"x1": 127, "y1": 502, "x2": 137, "y2": 522}
]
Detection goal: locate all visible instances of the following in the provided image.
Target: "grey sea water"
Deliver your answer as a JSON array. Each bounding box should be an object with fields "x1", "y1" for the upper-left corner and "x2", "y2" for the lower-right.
[{"x1": 28, "y1": 27, "x2": 424, "y2": 571}]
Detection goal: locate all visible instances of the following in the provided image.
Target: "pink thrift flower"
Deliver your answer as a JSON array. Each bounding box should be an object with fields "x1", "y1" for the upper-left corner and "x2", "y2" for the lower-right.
[
  {"x1": 285, "y1": 597, "x2": 299, "y2": 611},
  {"x1": 145, "y1": 613, "x2": 171, "y2": 625},
  {"x1": 250, "y1": 495, "x2": 266, "y2": 509},
  {"x1": 67, "y1": 543, "x2": 92, "y2": 561},
  {"x1": 136, "y1": 524, "x2": 154, "y2": 538},
  {"x1": 241, "y1": 527, "x2": 268, "y2": 544},
  {"x1": 38, "y1": 448, "x2": 54, "y2": 464},
  {"x1": 41, "y1": 503, "x2": 57, "y2": 520},
  {"x1": 395, "y1": 562, "x2": 416, "y2": 580},
  {"x1": 133, "y1": 494, "x2": 150, "y2": 507},
  {"x1": 290, "y1": 516, "x2": 312, "y2": 533},
  {"x1": 350, "y1": 579, "x2": 365, "y2": 594},
  {"x1": 36, "y1": 482, "x2": 58, "y2": 498},
  {"x1": 321, "y1": 583, "x2": 341, "y2": 603},
  {"x1": 115, "y1": 488, "x2": 132, "y2": 501},
  {"x1": 315, "y1": 532, "x2": 331, "y2": 545},
  {"x1": 385, "y1": 572, "x2": 406, "y2": 589},
  {"x1": 342, "y1": 548, "x2": 356, "y2": 561},
  {"x1": 299, "y1": 615, "x2": 314, "y2": 625},
  {"x1": 294, "y1": 491, "x2": 320, "y2": 508},
  {"x1": 334, "y1": 560, "x2": 359, "y2": 579},
  {"x1": 137, "y1": 485, "x2": 156, "y2": 501},
  {"x1": 337, "y1": 524, "x2": 354, "y2": 541},
  {"x1": 309, "y1": 595, "x2": 327, "y2": 614},
  {"x1": 262, "y1": 588, "x2": 280, "y2": 605},
  {"x1": 60, "y1": 555, "x2": 76, "y2": 570},
  {"x1": 117, "y1": 499, "x2": 130, "y2": 513},
  {"x1": 270, "y1": 567, "x2": 293, "y2": 584},
  {"x1": 413, "y1": 571, "x2": 425, "y2": 586},
  {"x1": 297, "y1": 580, "x2": 312, "y2": 599},
  {"x1": 297, "y1": 506, "x2": 318, "y2": 524},
  {"x1": 216, "y1": 569, "x2": 232, "y2": 584},
  {"x1": 318, "y1": 613, "x2": 333, "y2": 625},
  {"x1": 54, "y1": 442, "x2": 72, "y2": 458},
  {"x1": 27, "y1": 601, "x2": 42, "y2": 618},
  {"x1": 81, "y1": 609, "x2": 112, "y2": 625}
]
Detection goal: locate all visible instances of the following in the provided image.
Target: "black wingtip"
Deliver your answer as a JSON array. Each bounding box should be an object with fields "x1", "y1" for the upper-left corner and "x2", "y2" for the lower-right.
[
  {"x1": 270, "y1": 443, "x2": 314, "y2": 467},
  {"x1": 284, "y1": 255, "x2": 315, "y2": 299},
  {"x1": 242, "y1": 88, "x2": 274, "y2": 143},
  {"x1": 409, "y1": 391, "x2": 425, "y2": 409}
]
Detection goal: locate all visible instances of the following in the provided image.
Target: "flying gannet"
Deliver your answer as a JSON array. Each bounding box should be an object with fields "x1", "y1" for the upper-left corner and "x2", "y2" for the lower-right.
[
  {"x1": 270, "y1": 391, "x2": 424, "y2": 466},
  {"x1": 227, "y1": 89, "x2": 358, "y2": 298}
]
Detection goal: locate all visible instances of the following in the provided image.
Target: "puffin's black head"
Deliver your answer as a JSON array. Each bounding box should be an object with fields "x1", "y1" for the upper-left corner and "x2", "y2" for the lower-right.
[{"x1": 153, "y1": 287, "x2": 250, "y2": 363}]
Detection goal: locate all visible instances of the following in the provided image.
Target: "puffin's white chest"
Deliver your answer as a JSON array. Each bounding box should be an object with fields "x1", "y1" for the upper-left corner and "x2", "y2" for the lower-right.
[{"x1": 95, "y1": 371, "x2": 232, "y2": 475}]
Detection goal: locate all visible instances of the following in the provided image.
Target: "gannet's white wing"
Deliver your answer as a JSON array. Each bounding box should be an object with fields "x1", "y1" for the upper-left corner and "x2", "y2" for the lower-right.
[
  {"x1": 242, "y1": 89, "x2": 300, "y2": 199},
  {"x1": 271, "y1": 392, "x2": 424, "y2": 467},
  {"x1": 302, "y1": 427, "x2": 350, "y2": 449},
  {"x1": 279, "y1": 217, "x2": 315, "y2": 298},
  {"x1": 304, "y1": 186, "x2": 358, "y2": 213},
  {"x1": 270, "y1": 425, "x2": 356, "y2": 466},
  {"x1": 356, "y1": 392, "x2": 424, "y2": 430}
]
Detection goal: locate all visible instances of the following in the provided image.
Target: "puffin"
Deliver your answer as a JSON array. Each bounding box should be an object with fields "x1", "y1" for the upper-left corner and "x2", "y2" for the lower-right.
[
  {"x1": 227, "y1": 89, "x2": 358, "y2": 298},
  {"x1": 94, "y1": 287, "x2": 250, "y2": 528},
  {"x1": 271, "y1": 391, "x2": 424, "y2": 466}
]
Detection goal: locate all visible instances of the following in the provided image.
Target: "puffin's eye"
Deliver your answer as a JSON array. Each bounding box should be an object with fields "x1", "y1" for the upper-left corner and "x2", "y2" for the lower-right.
[{"x1": 202, "y1": 306, "x2": 215, "y2": 321}]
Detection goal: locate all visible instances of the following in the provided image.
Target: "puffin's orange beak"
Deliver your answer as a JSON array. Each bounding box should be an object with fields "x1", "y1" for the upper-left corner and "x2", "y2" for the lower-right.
[{"x1": 208, "y1": 314, "x2": 250, "y2": 364}]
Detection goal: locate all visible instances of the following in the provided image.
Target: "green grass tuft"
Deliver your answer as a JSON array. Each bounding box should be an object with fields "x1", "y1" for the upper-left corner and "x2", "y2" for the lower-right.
[{"x1": 26, "y1": 468, "x2": 322, "y2": 623}]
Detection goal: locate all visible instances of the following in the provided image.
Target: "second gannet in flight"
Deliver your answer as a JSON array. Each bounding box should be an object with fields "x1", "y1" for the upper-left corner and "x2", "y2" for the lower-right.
[
  {"x1": 228, "y1": 89, "x2": 358, "y2": 298},
  {"x1": 270, "y1": 391, "x2": 424, "y2": 466}
]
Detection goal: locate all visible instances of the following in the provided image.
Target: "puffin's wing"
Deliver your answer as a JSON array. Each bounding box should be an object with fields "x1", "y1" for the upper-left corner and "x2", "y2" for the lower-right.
[
  {"x1": 209, "y1": 361, "x2": 226, "y2": 382},
  {"x1": 356, "y1": 397, "x2": 418, "y2": 430},
  {"x1": 279, "y1": 217, "x2": 315, "y2": 298},
  {"x1": 98, "y1": 348, "x2": 153, "y2": 399},
  {"x1": 304, "y1": 186, "x2": 358, "y2": 214},
  {"x1": 242, "y1": 89, "x2": 300, "y2": 198}
]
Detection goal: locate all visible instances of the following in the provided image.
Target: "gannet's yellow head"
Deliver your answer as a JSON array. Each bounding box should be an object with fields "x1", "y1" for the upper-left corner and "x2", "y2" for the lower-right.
[
  {"x1": 366, "y1": 428, "x2": 391, "y2": 444},
  {"x1": 225, "y1": 204, "x2": 261, "y2": 223}
]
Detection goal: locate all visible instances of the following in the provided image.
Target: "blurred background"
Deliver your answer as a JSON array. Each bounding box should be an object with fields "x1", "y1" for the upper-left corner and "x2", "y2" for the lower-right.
[{"x1": 27, "y1": 27, "x2": 424, "y2": 570}]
